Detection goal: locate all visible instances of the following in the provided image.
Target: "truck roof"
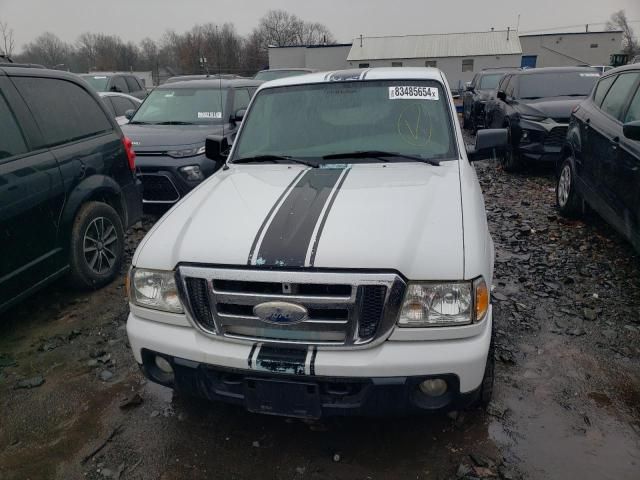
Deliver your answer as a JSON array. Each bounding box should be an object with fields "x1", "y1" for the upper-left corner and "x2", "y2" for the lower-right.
[{"x1": 261, "y1": 67, "x2": 446, "y2": 89}]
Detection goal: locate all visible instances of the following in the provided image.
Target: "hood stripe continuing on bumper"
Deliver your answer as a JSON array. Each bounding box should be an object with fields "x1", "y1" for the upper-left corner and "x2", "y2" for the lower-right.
[{"x1": 249, "y1": 167, "x2": 347, "y2": 267}]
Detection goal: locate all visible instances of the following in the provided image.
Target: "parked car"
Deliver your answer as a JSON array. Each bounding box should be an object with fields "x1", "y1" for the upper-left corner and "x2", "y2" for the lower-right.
[
  {"x1": 126, "y1": 67, "x2": 507, "y2": 417},
  {"x1": 486, "y1": 66, "x2": 600, "y2": 171},
  {"x1": 121, "y1": 78, "x2": 262, "y2": 205},
  {"x1": 165, "y1": 74, "x2": 245, "y2": 83},
  {"x1": 79, "y1": 72, "x2": 148, "y2": 100},
  {"x1": 98, "y1": 92, "x2": 142, "y2": 125},
  {"x1": 462, "y1": 68, "x2": 520, "y2": 132},
  {"x1": 253, "y1": 68, "x2": 315, "y2": 81},
  {"x1": 591, "y1": 65, "x2": 614, "y2": 74},
  {"x1": 0, "y1": 65, "x2": 142, "y2": 314},
  {"x1": 557, "y1": 64, "x2": 640, "y2": 251}
]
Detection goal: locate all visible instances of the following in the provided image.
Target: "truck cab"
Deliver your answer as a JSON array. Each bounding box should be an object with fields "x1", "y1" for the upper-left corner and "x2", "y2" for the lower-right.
[{"x1": 126, "y1": 68, "x2": 505, "y2": 417}]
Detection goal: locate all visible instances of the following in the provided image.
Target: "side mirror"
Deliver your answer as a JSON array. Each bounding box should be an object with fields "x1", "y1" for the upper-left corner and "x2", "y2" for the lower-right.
[
  {"x1": 234, "y1": 108, "x2": 247, "y2": 122},
  {"x1": 497, "y1": 90, "x2": 507, "y2": 101},
  {"x1": 623, "y1": 120, "x2": 640, "y2": 141},
  {"x1": 205, "y1": 134, "x2": 229, "y2": 162},
  {"x1": 467, "y1": 128, "x2": 508, "y2": 162},
  {"x1": 124, "y1": 109, "x2": 135, "y2": 120},
  {"x1": 465, "y1": 82, "x2": 474, "y2": 92}
]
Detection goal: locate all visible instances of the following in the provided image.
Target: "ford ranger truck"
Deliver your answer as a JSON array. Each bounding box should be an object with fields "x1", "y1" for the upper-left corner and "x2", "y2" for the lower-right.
[{"x1": 126, "y1": 68, "x2": 506, "y2": 417}]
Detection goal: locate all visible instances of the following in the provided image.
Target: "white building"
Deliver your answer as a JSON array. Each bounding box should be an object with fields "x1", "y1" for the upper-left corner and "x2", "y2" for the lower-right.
[
  {"x1": 346, "y1": 30, "x2": 522, "y2": 91},
  {"x1": 519, "y1": 31, "x2": 624, "y2": 68},
  {"x1": 268, "y1": 44, "x2": 353, "y2": 71}
]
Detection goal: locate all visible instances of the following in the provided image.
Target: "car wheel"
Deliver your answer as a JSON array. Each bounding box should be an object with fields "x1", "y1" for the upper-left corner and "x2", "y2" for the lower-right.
[
  {"x1": 556, "y1": 158, "x2": 581, "y2": 217},
  {"x1": 462, "y1": 109, "x2": 471, "y2": 129},
  {"x1": 500, "y1": 129, "x2": 522, "y2": 172},
  {"x1": 69, "y1": 201, "x2": 125, "y2": 289},
  {"x1": 477, "y1": 341, "x2": 495, "y2": 408}
]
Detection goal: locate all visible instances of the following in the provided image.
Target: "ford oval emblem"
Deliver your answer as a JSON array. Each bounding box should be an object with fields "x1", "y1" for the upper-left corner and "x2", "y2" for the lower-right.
[{"x1": 253, "y1": 302, "x2": 308, "y2": 325}]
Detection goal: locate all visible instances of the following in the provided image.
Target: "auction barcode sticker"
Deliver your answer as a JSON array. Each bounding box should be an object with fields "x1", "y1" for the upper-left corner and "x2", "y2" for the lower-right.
[
  {"x1": 198, "y1": 112, "x2": 222, "y2": 119},
  {"x1": 389, "y1": 86, "x2": 439, "y2": 100}
]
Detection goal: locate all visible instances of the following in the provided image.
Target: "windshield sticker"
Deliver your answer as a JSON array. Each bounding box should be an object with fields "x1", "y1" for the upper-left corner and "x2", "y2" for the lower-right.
[
  {"x1": 579, "y1": 73, "x2": 600, "y2": 77},
  {"x1": 389, "y1": 86, "x2": 439, "y2": 101},
  {"x1": 94, "y1": 76, "x2": 107, "y2": 79},
  {"x1": 198, "y1": 112, "x2": 222, "y2": 119}
]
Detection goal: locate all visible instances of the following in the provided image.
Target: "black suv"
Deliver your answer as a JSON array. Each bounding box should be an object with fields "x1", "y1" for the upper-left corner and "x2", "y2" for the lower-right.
[
  {"x1": 557, "y1": 64, "x2": 640, "y2": 251},
  {"x1": 486, "y1": 67, "x2": 600, "y2": 171},
  {"x1": 79, "y1": 73, "x2": 148, "y2": 100},
  {"x1": 122, "y1": 78, "x2": 262, "y2": 205},
  {"x1": 0, "y1": 66, "x2": 143, "y2": 313},
  {"x1": 462, "y1": 68, "x2": 519, "y2": 132}
]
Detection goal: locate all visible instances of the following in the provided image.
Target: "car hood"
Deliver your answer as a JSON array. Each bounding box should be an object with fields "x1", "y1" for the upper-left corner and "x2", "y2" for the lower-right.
[
  {"x1": 121, "y1": 123, "x2": 226, "y2": 150},
  {"x1": 134, "y1": 163, "x2": 465, "y2": 280},
  {"x1": 516, "y1": 96, "x2": 586, "y2": 121}
]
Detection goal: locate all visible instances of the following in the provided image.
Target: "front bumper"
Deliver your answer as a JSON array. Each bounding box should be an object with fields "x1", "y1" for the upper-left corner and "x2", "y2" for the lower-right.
[
  {"x1": 136, "y1": 154, "x2": 220, "y2": 204},
  {"x1": 122, "y1": 179, "x2": 143, "y2": 228},
  {"x1": 514, "y1": 119, "x2": 568, "y2": 163},
  {"x1": 127, "y1": 309, "x2": 492, "y2": 416}
]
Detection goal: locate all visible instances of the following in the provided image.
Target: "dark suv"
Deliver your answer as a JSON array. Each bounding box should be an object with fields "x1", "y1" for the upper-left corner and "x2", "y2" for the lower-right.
[
  {"x1": 122, "y1": 78, "x2": 262, "y2": 205},
  {"x1": 557, "y1": 64, "x2": 640, "y2": 251},
  {"x1": 79, "y1": 73, "x2": 148, "y2": 100},
  {"x1": 462, "y1": 68, "x2": 519, "y2": 132},
  {"x1": 486, "y1": 67, "x2": 600, "y2": 171},
  {"x1": 0, "y1": 66, "x2": 142, "y2": 313}
]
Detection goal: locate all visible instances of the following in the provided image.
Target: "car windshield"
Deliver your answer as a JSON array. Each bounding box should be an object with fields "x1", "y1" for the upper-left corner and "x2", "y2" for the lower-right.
[
  {"x1": 82, "y1": 75, "x2": 109, "y2": 91},
  {"x1": 254, "y1": 70, "x2": 310, "y2": 81},
  {"x1": 518, "y1": 71, "x2": 600, "y2": 99},
  {"x1": 478, "y1": 73, "x2": 503, "y2": 90},
  {"x1": 232, "y1": 80, "x2": 457, "y2": 164},
  {"x1": 131, "y1": 88, "x2": 228, "y2": 124}
]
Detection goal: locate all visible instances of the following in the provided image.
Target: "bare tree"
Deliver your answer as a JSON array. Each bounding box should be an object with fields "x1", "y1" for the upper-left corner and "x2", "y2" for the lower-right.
[
  {"x1": 0, "y1": 21, "x2": 15, "y2": 57},
  {"x1": 21, "y1": 32, "x2": 71, "y2": 67},
  {"x1": 77, "y1": 32, "x2": 98, "y2": 70},
  {"x1": 607, "y1": 10, "x2": 639, "y2": 56},
  {"x1": 258, "y1": 10, "x2": 304, "y2": 47}
]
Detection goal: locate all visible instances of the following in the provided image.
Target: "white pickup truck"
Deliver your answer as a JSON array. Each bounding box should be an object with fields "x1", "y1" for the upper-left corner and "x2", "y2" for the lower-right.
[{"x1": 127, "y1": 68, "x2": 507, "y2": 417}]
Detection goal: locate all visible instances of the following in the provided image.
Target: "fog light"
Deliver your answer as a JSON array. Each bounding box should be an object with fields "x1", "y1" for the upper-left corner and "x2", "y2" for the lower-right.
[
  {"x1": 155, "y1": 355, "x2": 174, "y2": 374},
  {"x1": 419, "y1": 379, "x2": 448, "y2": 397},
  {"x1": 179, "y1": 165, "x2": 204, "y2": 181}
]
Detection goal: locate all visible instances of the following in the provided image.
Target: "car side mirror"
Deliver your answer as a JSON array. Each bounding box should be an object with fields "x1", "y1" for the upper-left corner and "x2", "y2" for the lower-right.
[
  {"x1": 124, "y1": 109, "x2": 135, "y2": 120},
  {"x1": 465, "y1": 82, "x2": 474, "y2": 92},
  {"x1": 233, "y1": 108, "x2": 247, "y2": 123},
  {"x1": 205, "y1": 134, "x2": 229, "y2": 162},
  {"x1": 497, "y1": 90, "x2": 507, "y2": 101},
  {"x1": 623, "y1": 120, "x2": 640, "y2": 141},
  {"x1": 467, "y1": 128, "x2": 508, "y2": 162}
]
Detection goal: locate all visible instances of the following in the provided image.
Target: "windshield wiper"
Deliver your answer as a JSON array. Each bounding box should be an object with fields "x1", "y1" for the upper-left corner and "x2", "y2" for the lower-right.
[
  {"x1": 232, "y1": 155, "x2": 319, "y2": 168},
  {"x1": 128, "y1": 121, "x2": 154, "y2": 125},
  {"x1": 520, "y1": 96, "x2": 542, "y2": 100},
  {"x1": 155, "y1": 121, "x2": 195, "y2": 125},
  {"x1": 323, "y1": 150, "x2": 440, "y2": 166}
]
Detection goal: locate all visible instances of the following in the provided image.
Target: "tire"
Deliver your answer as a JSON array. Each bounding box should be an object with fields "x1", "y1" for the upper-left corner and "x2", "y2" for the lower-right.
[
  {"x1": 477, "y1": 342, "x2": 495, "y2": 408},
  {"x1": 462, "y1": 109, "x2": 471, "y2": 130},
  {"x1": 556, "y1": 157, "x2": 581, "y2": 217},
  {"x1": 500, "y1": 128, "x2": 522, "y2": 172},
  {"x1": 69, "y1": 201, "x2": 125, "y2": 289}
]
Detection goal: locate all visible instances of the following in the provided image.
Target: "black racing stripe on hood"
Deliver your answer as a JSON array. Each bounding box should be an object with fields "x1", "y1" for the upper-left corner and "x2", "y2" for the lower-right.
[
  {"x1": 254, "y1": 168, "x2": 345, "y2": 267},
  {"x1": 247, "y1": 169, "x2": 307, "y2": 265}
]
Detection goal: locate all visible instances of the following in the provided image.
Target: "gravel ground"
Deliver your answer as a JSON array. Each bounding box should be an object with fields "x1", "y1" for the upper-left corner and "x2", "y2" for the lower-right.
[{"x1": 1, "y1": 135, "x2": 639, "y2": 479}]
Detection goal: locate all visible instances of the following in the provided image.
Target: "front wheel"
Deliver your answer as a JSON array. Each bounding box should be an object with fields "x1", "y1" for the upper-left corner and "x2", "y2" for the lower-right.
[
  {"x1": 556, "y1": 158, "x2": 581, "y2": 217},
  {"x1": 500, "y1": 128, "x2": 522, "y2": 172},
  {"x1": 69, "y1": 202, "x2": 125, "y2": 289}
]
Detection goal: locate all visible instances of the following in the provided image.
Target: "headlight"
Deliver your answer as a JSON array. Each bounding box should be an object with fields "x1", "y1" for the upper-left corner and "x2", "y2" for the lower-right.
[
  {"x1": 167, "y1": 146, "x2": 206, "y2": 158},
  {"x1": 179, "y1": 165, "x2": 204, "y2": 181},
  {"x1": 398, "y1": 278, "x2": 488, "y2": 327},
  {"x1": 129, "y1": 268, "x2": 184, "y2": 313},
  {"x1": 520, "y1": 113, "x2": 548, "y2": 122}
]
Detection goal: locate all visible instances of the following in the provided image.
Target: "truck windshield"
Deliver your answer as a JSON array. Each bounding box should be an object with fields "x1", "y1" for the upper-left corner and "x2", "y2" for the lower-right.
[
  {"x1": 232, "y1": 80, "x2": 457, "y2": 164},
  {"x1": 82, "y1": 75, "x2": 109, "y2": 91},
  {"x1": 478, "y1": 73, "x2": 503, "y2": 90},
  {"x1": 518, "y1": 71, "x2": 600, "y2": 99},
  {"x1": 131, "y1": 88, "x2": 228, "y2": 125}
]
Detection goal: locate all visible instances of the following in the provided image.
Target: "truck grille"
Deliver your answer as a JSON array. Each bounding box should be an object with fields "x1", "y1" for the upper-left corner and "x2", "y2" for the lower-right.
[
  {"x1": 544, "y1": 126, "x2": 568, "y2": 148},
  {"x1": 140, "y1": 173, "x2": 180, "y2": 203},
  {"x1": 177, "y1": 266, "x2": 406, "y2": 348}
]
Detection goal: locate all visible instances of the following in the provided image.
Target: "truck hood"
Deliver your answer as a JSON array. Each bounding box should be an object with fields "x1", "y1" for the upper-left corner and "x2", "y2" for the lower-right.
[
  {"x1": 121, "y1": 123, "x2": 226, "y2": 150},
  {"x1": 516, "y1": 96, "x2": 586, "y2": 121},
  {"x1": 134, "y1": 163, "x2": 464, "y2": 280}
]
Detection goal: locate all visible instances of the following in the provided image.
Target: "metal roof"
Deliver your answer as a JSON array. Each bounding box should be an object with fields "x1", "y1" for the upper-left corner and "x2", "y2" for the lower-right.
[{"x1": 347, "y1": 31, "x2": 522, "y2": 61}]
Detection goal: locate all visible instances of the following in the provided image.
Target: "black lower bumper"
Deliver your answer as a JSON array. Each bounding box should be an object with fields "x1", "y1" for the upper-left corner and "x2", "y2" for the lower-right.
[{"x1": 140, "y1": 350, "x2": 480, "y2": 418}]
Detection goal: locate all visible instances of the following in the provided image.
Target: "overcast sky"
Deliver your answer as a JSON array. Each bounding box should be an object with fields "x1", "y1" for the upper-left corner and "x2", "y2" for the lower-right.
[{"x1": 1, "y1": 0, "x2": 638, "y2": 51}]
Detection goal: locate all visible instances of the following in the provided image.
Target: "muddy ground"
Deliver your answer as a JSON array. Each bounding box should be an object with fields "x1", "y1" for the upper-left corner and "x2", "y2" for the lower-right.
[{"x1": 1, "y1": 143, "x2": 639, "y2": 479}]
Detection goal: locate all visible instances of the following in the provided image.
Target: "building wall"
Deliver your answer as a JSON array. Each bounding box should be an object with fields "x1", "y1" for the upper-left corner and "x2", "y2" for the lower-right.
[
  {"x1": 268, "y1": 47, "x2": 307, "y2": 69},
  {"x1": 520, "y1": 32, "x2": 623, "y2": 67},
  {"x1": 304, "y1": 46, "x2": 352, "y2": 70},
  {"x1": 347, "y1": 54, "x2": 522, "y2": 91}
]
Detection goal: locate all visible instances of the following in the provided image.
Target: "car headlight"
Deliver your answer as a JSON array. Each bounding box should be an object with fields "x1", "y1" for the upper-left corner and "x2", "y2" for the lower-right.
[
  {"x1": 520, "y1": 113, "x2": 548, "y2": 122},
  {"x1": 129, "y1": 268, "x2": 184, "y2": 313},
  {"x1": 179, "y1": 165, "x2": 204, "y2": 181},
  {"x1": 167, "y1": 146, "x2": 206, "y2": 158},
  {"x1": 398, "y1": 277, "x2": 488, "y2": 327}
]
